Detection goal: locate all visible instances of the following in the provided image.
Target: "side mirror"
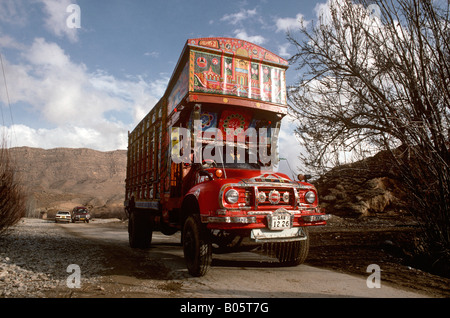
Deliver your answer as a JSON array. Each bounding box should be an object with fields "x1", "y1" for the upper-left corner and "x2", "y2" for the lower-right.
[
  {"x1": 298, "y1": 174, "x2": 311, "y2": 182},
  {"x1": 198, "y1": 169, "x2": 213, "y2": 181}
]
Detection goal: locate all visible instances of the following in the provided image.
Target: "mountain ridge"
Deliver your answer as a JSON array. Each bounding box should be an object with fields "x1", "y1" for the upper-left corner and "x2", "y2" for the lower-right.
[{"x1": 9, "y1": 146, "x2": 127, "y2": 218}]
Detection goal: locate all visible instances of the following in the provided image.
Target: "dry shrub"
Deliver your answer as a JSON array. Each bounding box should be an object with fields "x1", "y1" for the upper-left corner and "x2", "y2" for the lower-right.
[
  {"x1": 287, "y1": 0, "x2": 450, "y2": 275},
  {"x1": 0, "y1": 145, "x2": 26, "y2": 233}
]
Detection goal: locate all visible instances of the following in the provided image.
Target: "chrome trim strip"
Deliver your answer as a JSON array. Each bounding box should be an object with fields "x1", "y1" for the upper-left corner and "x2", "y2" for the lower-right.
[
  {"x1": 302, "y1": 214, "x2": 331, "y2": 222},
  {"x1": 206, "y1": 216, "x2": 257, "y2": 224}
]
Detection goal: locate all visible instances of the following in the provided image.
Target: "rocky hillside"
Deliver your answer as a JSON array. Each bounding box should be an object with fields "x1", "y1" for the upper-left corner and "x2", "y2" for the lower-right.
[
  {"x1": 314, "y1": 150, "x2": 408, "y2": 217},
  {"x1": 9, "y1": 147, "x2": 127, "y2": 218}
]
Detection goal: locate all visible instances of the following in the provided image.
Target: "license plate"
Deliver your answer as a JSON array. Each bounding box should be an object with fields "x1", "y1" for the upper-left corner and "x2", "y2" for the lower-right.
[{"x1": 267, "y1": 212, "x2": 292, "y2": 230}]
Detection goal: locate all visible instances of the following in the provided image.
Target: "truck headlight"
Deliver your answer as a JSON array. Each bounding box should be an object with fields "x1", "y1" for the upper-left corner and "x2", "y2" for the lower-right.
[
  {"x1": 225, "y1": 189, "x2": 239, "y2": 204},
  {"x1": 305, "y1": 191, "x2": 316, "y2": 204}
]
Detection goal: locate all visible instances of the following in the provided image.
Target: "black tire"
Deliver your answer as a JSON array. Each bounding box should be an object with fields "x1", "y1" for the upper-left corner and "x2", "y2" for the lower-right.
[
  {"x1": 277, "y1": 228, "x2": 310, "y2": 266},
  {"x1": 128, "y1": 210, "x2": 153, "y2": 249},
  {"x1": 160, "y1": 222, "x2": 178, "y2": 236},
  {"x1": 182, "y1": 215, "x2": 212, "y2": 277}
]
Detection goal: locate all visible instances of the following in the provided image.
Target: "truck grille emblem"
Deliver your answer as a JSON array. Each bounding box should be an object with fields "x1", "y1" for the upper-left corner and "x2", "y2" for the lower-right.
[
  {"x1": 268, "y1": 190, "x2": 280, "y2": 204},
  {"x1": 282, "y1": 191, "x2": 290, "y2": 203},
  {"x1": 257, "y1": 191, "x2": 267, "y2": 203}
]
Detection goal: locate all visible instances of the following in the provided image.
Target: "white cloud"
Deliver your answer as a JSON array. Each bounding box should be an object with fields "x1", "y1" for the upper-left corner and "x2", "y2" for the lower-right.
[
  {"x1": 0, "y1": 34, "x2": 26, "y2": 51},
  {"x1": 233, "y1": 29, "x2": 266, "y2": 45},
  {"x1": 24, "y1": 37, "x2": 72, "y2": 68},
  {"x1": 2, "y1": 124, "x2": 129, "y2": 151},
  {"x1": 0, "y1": 38, "x2": 164, "y2": 151},
  {"x1": 220, "y1": 8, "x2": 258, "y2": 25},
  {"x1": 144, "y1": 51, "x2": 160, "y2": 58},
  {"x1": 219, "y1": 7, "x2": 268, "y2": 46},
  {"x1": 0, "y1": 0, "x2": 28, "y2": 26},
  {"x1": 38, "y1": 0, "x2": 79, "y2": 43},
  {"x1": 277, "y1": 114, "x2": 305, "y2": 175},
  {"x1": 278, "y1": 43, "x2": 291, "y2": 58},
  {"x1": 275, "y1": 13, "x2": 307, "y2": 33}
]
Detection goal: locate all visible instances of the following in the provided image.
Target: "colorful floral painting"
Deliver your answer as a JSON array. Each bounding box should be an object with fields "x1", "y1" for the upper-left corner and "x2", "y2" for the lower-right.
[
  {"x1": 200, "y1": 111, "x2": 218, "y2": 131},
  {"x1": 218, "y1": 109, "x2": 252, "y2": 138},
  {"x1": 191, "y1": 50, "x2": 286, "y2": 105},
  {"x1": 167, "y1": 38, "x2": 288, "y2": 115},
  {"x1": 188, "y1": 111, "x2": 218, "y2": 132}
]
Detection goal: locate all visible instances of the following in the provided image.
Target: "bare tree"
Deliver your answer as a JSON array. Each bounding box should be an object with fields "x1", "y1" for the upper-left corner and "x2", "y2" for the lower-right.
[
  {"x1": 0, "y1": 143, "x2": 26, "y2": 233},
  {"x1": 288, "y1": 0, "x2": 449, "y2": 272}
]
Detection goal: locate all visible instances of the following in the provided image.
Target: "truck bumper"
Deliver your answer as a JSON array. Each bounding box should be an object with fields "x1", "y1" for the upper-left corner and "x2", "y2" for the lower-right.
[
  {"x1": 250, "y1": 227, "x2": 308, "y2": 243},
  {"x1": 202, "y1": 210, "x2": 331, "y2": 230}
]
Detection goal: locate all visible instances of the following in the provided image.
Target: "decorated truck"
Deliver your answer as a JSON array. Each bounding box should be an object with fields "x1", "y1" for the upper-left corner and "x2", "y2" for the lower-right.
[{"x1": 124, "y1": 37, "x2": 329, "y2": 276}]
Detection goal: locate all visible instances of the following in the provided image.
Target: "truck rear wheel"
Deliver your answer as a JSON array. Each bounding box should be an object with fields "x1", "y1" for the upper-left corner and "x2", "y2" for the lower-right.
[
  {"x1": 128, "y1": 210, "x2": 153, "y2": 249},
  {"x1": 182, "y1": 215, "x2": 212, "y2": 277}
]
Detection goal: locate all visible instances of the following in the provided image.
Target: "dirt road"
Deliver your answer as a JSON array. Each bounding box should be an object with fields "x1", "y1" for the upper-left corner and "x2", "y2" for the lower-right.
[
  {"x1": 40, "y1": 219, "x2": 433, "y2": 298},
  {"x1": 2, "y1": 218, "x2": 448, "y2": 302}
]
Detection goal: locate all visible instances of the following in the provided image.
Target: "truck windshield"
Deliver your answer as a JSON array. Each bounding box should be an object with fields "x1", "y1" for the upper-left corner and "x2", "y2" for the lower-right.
[
  {"x1": 222, "y1": 162, "x2": 261, "y2": 170},
  {"x1": 201, "y1": 145, "x2": 272, "y2": 170}
]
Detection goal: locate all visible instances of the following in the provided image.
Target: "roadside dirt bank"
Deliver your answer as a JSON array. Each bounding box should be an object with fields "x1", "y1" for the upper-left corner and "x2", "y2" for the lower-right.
[{"x1": 307, "y1": 216, "x2": 450, "y2": 297}]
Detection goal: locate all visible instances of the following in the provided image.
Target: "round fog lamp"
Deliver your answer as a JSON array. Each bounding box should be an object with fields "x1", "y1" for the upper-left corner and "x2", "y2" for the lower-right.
[
  {"x1": 305, "y1": 191, "x2": 316, "y2": 204},
  {"x1": 225, "y1": 189, "x2": 239, "y2": 204}
]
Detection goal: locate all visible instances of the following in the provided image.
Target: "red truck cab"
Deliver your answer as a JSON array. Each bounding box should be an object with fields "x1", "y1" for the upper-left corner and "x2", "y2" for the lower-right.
[{"x1": 125, "y1": 38, "x2": 329, "y2": 276}]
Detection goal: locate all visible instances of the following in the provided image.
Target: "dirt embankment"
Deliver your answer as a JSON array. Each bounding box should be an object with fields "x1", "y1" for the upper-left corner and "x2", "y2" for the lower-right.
[{"x1": 307, "y1": 216, "x2": 450, "y2": 297}]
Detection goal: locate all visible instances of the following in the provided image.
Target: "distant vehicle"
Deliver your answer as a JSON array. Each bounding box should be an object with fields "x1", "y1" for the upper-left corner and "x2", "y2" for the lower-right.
[
  {"x1": 71, "y1": 206, "x2": 91, "y2": 223},
  {"x1": 55, "y1": 211, "x2": 71, "y2": 223}
]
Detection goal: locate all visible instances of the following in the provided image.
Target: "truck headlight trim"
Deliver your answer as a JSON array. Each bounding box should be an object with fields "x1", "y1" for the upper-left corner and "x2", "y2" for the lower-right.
[
  {"x1": 305, "y1": 191, "x2": 316, "y2": 204},
  {"x1": 225, "y1": 189, "x2": 239, "y2": 204}
]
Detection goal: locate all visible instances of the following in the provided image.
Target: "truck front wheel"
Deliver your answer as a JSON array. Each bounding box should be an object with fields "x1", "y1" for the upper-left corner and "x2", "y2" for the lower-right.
[
  {"x1": 182, "y1": 215, "x2": 212, "y2": 277},
  {"x1": 277, "y1": 228, "x2": 310, "y2": 266}
]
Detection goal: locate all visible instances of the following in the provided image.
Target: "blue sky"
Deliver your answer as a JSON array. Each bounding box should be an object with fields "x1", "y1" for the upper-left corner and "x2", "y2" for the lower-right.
[{"x1": 0, "y1": 0, "x2": 327, "y2": 174}]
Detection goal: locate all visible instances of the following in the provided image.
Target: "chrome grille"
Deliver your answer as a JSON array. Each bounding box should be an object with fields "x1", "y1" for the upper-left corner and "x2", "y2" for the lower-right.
[{"x1": 256, "y1": 188, "x2": 295, "y2": 207}]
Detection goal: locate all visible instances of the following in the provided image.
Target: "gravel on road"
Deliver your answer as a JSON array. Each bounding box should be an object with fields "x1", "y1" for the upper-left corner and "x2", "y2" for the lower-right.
[{"x1": 0, "y1": 218, "x2": 106, "y2": 298}]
